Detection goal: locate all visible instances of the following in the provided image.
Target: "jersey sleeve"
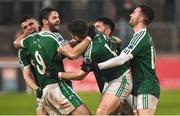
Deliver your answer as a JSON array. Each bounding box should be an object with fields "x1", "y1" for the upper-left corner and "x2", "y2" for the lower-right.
[
  {"x1": 122, "y1": 30, "x2": 146, "y2": 59},
  {"x1": 52, "y1": 32, "x2": 68, "y2": 51},
  {"x1": 18, "y1": 49, "x2": 31, "y2": 69},
  {"x1": 20, "y1": 35, "x2": 31, "y2": 48},
  {"x1": 83, "y1": 41, "x2": 101, "y2": 62},
  {"x1": 90, "y1": 42, "x2": 102, "y2": 62},
  {"x1": 83, "y1": 42, "x2": 93, "y2": 62}
]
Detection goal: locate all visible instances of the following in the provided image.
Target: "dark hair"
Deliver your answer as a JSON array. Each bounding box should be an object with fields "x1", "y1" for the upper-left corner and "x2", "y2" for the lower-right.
[
  {"x1": 68, "y1": 19, "x2": 88, "y2": 39},
  {"x1": 19, "y1": 15, "x2": 34, "y2": 24},
  {"x1": 95, "y1": 17, "x2": 115, "y2": 34},
  {"x1": 138, "y1": 5, "x2": 154, "y2": 25},
  {"x1": 39, "y1": 7, "x2": 58, "y2": 27}
]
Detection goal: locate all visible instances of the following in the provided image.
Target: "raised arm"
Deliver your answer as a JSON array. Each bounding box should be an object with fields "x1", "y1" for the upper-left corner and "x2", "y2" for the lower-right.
[
  {"x1": 58, "y1": 36, "x2": 91, "y2": 60},
  {"x1": 67, "y1": 39, "x2": 78, "y2": 47},
  {"x1": 14, "y1": 32, "x2": 27, "y2": 48}
]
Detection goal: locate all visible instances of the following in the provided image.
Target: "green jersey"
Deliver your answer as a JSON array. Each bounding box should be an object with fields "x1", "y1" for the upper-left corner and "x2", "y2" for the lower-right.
[
  {"x1": 122, "y1": 28, "x2": 160, "y2": 98},
  {"x1": 18, "y1": 48, "x2": 31, "y2": 68},
  {"x1": 84, "y1": 33, "x2": 129, "y2": 86},
  {"x1": 21, "y1": 31, "x2": 67, "y2": 88}
]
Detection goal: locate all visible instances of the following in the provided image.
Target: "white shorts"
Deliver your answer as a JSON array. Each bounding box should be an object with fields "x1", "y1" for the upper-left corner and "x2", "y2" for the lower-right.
[
  {"x1": 102, "y1": 69, "x2": 132, "y2": 102},
  {"x1": 36, "y1": 98, "x2": 42, "y2": 112},
  {"x1": 37, "y1": 82, "x2": 83, "y2": 115},
  {"x1": 133, "y1": 94, "x2": 159, "y2": 110}
]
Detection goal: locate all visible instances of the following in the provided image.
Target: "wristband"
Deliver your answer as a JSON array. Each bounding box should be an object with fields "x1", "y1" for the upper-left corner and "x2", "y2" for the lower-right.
[
  {"x1": 86, "y1": 36, "x2": 92, "y2": 41},
  {"x1": 58, "y1": 72, "x2": 62, "y2": 78},
  {"x1": 35, "y1": 87, "x2": 39, "y2": 90}
]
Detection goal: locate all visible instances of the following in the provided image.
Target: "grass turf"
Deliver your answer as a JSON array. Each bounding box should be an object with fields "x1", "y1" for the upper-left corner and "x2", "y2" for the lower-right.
[{"x1": 0, "y1": 90, "x2": 179, "y2": 115}]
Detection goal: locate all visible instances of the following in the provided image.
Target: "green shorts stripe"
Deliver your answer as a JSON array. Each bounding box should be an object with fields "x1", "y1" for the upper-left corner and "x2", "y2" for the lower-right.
[
  {"x1": 58, "y1": 81, "x2": 83, "y2": 108},
  {"x1": 142, "y1": 94, "x2": 149, "y2": 109},
  {"x1": 116, "y1": 76, "x2": 127, "y2": 96}
]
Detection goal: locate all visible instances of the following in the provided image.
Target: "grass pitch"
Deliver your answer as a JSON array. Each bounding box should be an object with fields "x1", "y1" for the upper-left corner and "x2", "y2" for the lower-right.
[{"x1": 0, "y1": 90, "x2": 179, "y2": 115}]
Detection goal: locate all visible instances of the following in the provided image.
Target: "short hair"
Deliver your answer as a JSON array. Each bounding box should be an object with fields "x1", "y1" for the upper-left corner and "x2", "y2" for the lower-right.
[
  {"x1": 138, "y1": 5, "x2": 154, "y2": 25},
  {"x1": 95, "y1": 17, "x2": 115, "y2": 34},
  {"x1": 68, "y1": 19, "x2": 88, "y2": 39},
  {"x1": 39, "y1": 7, "x2": 58, "y2": 27},
  {"x1": 19, "y1": 15, "x2": 34, "y2": 25}
]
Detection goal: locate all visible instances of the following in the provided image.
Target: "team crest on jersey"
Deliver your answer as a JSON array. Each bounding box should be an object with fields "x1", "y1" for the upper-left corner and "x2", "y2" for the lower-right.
[
  {"x1": 128, "y1": 44, "x2": 134, "y2": 49},
  {"x1": 57, "y1": 37, "x2": 63, "y2": 42}
]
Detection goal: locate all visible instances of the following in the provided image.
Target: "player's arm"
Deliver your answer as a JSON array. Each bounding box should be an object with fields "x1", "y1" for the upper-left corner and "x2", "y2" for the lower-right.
[
  {"x1": 98, "y1": 52, "x2": 131, "y2": 70},
  {"x1": 22, "y1": 66, "x2": 42, "y2": 99},
  {"x1": 59, "y1": 70, "x2": 88, "y2": 80},
  {"x1": 14, "y1": 30, "x2": 33, "y2": 49},
  {"x1": 14, "y1": 31, "x2": 27, "y2": 48},
  {"x1": 18, "y1": 49, "x2": 39, "y2": 90},
  {"x1": 67, "y1": 39, "x2": 78, "y2": 47},
  {"x1": 98, "y1": 31, "x2": 146, "y2": 70},
  {"x1": 58, "y1": 36, "x2": 91, "y2": 60},
  {"x1": 22, "y1": 66, "x2": 39, "y2": 90}
]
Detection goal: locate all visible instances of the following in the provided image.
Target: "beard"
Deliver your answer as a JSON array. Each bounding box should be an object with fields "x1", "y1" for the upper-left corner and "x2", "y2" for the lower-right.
[
  {"x1": 128, "y1": 21, "x2": 133, "y2": 27},
  {"x1": 128, "y1": 18, "x2": 133, "y2": 26},
  {"x1": 49, "y1": 22, "x2": 60, "y2": 32},
  {"x1": 129, "y1": 19, "x2": 136, "y2": 27}
]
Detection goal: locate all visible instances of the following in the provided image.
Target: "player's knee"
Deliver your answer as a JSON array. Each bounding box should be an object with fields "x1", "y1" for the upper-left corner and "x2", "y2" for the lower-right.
[
  {"x1": 96, "y1": 107, "x2": 103, "y2": 115},
  {"x1": 138, "y1": 109, "x2": 156, "y2": 115},
  {"x1": 36, "y1": 108, "x2": 48, "y2": 115},
  {"x1": 96, "y1": 106, "x2": 109, "y2": 115},
  {"x1": 71, "y1": 104, "x2": 91, "y2": 115}
]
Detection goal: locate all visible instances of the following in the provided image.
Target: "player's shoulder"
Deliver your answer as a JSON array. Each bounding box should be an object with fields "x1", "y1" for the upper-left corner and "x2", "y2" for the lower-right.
[
  {"x1": 134, "y1": 28, "x2": 147, "y2": 38},
  {"x1": 93, "y1": 33, "x2": 105, "y2": 42},
  {"x1": 24, "y1": 32, "x2": 38, "y2": 40},
  {"x1": 129, "y1": 28, "x2": 147, "y2": 44},
  {"x1": 39, "y1": 31, "x2": 63, "y2": 40},
  {"x1": 18, "y1": 48, "x2": 29, "y2": 57}
]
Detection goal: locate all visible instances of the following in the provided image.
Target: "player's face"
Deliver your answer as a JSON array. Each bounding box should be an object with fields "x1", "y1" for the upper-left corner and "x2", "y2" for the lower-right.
[
  {"x1": 129, "y1": 7, "x2": 143, "y2": 27},
  {"x1": 95, "y1": 21, "x2": 111, "y2": 37},
  {"x1": 48, "y1": 11, "x2": 60, "y2": 32},
  {"x1": 95, "y1": 21, "x2": 106, "y2": 34},
  {"x1": 21, "y1": 19, "x2": 39, "y2": 34}
]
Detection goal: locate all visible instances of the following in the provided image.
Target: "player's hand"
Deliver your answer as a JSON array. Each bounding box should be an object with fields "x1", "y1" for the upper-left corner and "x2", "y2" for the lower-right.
[
  {"x1": 81, "y1": 61, "x2": 100, "y2": 72},
  {"x1": 45, "y1": 66, "x2": 58, "y2": 78},
  {"x1": 87, "y1": 25, "x2": 98, "y2": 39},
  {"x1": 81, "y1": 61, "x2": 93, "y2": 72},
  {"x1": 92, "y1": 62, "x2": 100, "y2": 72},
  {"x1": 35, "y1": 87, "x2": 42, "y2": 99}
]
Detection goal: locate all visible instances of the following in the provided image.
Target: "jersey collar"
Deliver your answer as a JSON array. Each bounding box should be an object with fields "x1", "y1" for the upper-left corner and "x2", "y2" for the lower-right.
[{"x1": 133, "y1": 28, "x2": 147, "y2": 36}]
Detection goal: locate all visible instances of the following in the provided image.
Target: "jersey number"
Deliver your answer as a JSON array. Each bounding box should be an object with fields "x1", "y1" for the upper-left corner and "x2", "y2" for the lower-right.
[{"x1": 35, "y1": 51, "x2": 46, "y2": 75}]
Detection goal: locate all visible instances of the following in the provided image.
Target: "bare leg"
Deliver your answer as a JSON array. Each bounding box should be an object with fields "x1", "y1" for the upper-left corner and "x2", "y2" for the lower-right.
[
  {"x1": 138, "y1": 109, "x2": 156, "y2": 115},
  {"x1": 71, "y1": 104, "x2": 91, "y2": 115},
  {"x1": 36, "y1": 108, "x2": 48, "y2": 115},
  {"x1": 117, "y1": 99, "x2": 134, "y2": 115},
  {"x1": 96, "y1": 93, "x2": 121, "y2": 115}
]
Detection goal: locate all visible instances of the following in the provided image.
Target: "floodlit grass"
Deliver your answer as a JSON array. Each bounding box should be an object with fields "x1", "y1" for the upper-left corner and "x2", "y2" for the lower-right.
[
  {"x1": 78, "y1": 92, "x2": 101, "y2": 114},
  {"x1": 0, "y1": 90, "x2": 179, "y2": 115},
  {"x1": 0, "y1": 92, "x2": 36, "y2": 115},
  {"x1": 156, "y1": 90, "x2": 180, "y2": 115}
]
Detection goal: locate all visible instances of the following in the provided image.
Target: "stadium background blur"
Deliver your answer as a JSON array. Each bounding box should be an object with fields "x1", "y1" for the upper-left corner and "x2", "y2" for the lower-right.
[{"x1": 0, "y1": 0, "x2": 180, "y2": 115}]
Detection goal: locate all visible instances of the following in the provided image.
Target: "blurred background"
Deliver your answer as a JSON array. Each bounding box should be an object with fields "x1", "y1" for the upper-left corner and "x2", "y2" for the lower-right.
[{"x1": 0, "y1": 0, "x2": 180, "y2": 115}]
